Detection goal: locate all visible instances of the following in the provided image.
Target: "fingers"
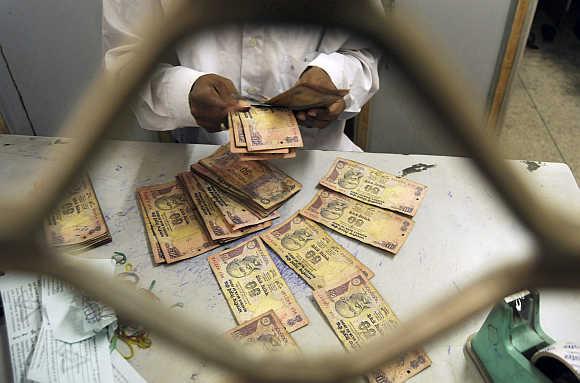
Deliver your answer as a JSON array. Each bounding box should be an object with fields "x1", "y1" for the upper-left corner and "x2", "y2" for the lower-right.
[
  {"x1": 190, "y1": 74, "x2": 248, "y2": 132},
  {"x1": 296, "y1": 100, "x2": 346, "y2": 129}
]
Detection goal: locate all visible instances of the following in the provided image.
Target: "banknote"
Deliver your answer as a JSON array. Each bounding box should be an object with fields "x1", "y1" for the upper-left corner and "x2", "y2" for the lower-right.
[
  {"x1": 320, "y1": 158, "x2": 428, "y2": 216},
  {"x1": 208, "y1": 237, "x2": 308, "y2": 332},
  {"x1": 300, "y1": 189, "x2": 414, "y2": 254},
  {"x1": 178, "y1": 172, "x2": 272, "y2": 242},
  {"x1": 261, "y1": 213, "x2": 374, "y2": 289},
  {"x1": 191, "y1": 162, "x2": 280, "y2": 219},
  {"x1": 239, "y1": 150, "x2": 297, "y2": 161},
  {"x1": 229, "y1": 125, "x2": 290, "y2": 154},
  {"x1": 226, "y1": 310, "x2": 300, "y2": 355},
  {"x1": 136, "y1": 194, "x2": 165, "y2": 264},
  {"x1": 195, "y1": 176, "x2": 280, "y2": 231},
  {"x1": 313, "y1": 273, "x2": 431, "y2": 383},
  {"x1": 45, "y1": 175, "x2": 111, "y2": 251},
  {"x1": 137, "y1": 181, "x2": 219, "y2": 264},
  {"x1": 266, "y1": 83, "x2": 349, "y2": 110},
  {"x1": 199, "y1": 146, "x2": 302, "y2": 210},
  {"x1": 239, "y1": 107, "x2": 303, "y2": 151}
]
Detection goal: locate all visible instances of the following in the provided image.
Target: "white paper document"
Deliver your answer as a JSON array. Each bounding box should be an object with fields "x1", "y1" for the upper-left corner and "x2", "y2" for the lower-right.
[
  {"x1": 111, "y1": 350, "x2": 147, "y2": 383},
  {"x1": 1, "y1": 259, "x2": 118, "y2": 383},
  {"x1": 0, "y1": 273, "x2": 42, "y2": 383},
  {"x1": 26, "y1": 323, "x2": 113, "y2": 383}
]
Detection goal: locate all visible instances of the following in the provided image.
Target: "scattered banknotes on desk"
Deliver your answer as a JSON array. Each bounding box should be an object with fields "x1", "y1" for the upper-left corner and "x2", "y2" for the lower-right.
[{"x1": 0, "y1": 259, "x2": 146, "y2": 383}]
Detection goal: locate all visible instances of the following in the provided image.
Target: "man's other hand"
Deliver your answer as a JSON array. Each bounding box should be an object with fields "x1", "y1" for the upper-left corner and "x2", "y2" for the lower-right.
[
  {"x1": 189, "y1": 74, "x2": 249, "y2": 132},
  {"x1": 295, "y1": 67, "x2": 346, "y2": 129}
]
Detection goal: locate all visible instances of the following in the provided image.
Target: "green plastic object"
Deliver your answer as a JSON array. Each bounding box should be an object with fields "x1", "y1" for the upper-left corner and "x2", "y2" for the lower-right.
[{"x1": 465, "y1": 290, "x2": 555, "y2": 383}]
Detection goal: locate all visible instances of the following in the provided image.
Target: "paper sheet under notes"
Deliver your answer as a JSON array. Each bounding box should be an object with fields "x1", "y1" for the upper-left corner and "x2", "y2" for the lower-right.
[
  {"x1": 111, "y1": 350, "x2": 147, "y2": 383},
  {"x1": 0, "y1": 273, "x2": 42, "y2": 383},
  {"x1": 26, "y1": 323, "x2": 113, "y2": 383}
]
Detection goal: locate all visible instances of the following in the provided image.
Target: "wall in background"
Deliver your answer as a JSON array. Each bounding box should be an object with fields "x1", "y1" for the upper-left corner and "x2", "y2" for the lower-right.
[
  {"x1": 0, "y1": 0, "x2": 155, "y2": 140},
  {"x1": 367, "y1": 0, "x2": 515, "y2": 155}
]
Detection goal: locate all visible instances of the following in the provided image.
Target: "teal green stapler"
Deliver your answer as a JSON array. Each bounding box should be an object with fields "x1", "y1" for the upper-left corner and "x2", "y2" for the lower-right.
[{"x1": 466, "y1": 290, "x2": 563, "y2": 383}]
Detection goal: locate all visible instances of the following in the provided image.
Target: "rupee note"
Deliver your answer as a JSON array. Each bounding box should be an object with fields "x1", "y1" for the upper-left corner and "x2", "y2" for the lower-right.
[
  {"x1": 266, "y1": 83, "x2": 349, "y2": 110},
  {"x1": 178, "y1": 172, "x2": 272, "y2": 241},
  {"x1": 320, "y1": 158, "x2": 427, "y2": 216},
  {"x1": 45, "y1": 175, "x2": 110, "y2": 249},
  {"x1": 137, "y1": 181, "x2": 218, "y2": 263},
  {"x1": 195, "y1": 176, "x2": 279, "y2": 231},
  {"x1": 199, "y1": 146, "x2": 302, "y2": 209},
  {"x1": 208, "y1": 237, "x2": 308, "y2": 332},
  {"x1": 300, "y1": 189, "x2": 414, "y2": 254},
  {"x1": 240, "y1": 107, "x2": 303, "y2": 151},
  {"x1": 137, "y1": 194, "x2": 165, "y2": 264},
  {"x1": 261, "y1": 213, "x2": 373, "y2": 289},
  {"x1": 226, "y1": 310, "x2": 300, "y2": 355},
  {"x1": 313, "y1": 273, "x2": 431, "y2": 383}
]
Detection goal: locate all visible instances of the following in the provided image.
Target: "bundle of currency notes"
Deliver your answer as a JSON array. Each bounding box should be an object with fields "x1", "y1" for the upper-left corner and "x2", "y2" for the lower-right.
[
  {"x1": 136, "y1": 145, "x2": 300, "y2": 264},
  {"x1": 228, "y1": 107, "x2": 303, "y2": 161},
  {"x1": 137, "y1": 180, "x2": 219, "y2": 264},
  {"x1": 192, "y1": 145, "x2": 302, "y2": 216},
  {"x1": 45, "y1": 175, "x2": 111, "y2": 252}
]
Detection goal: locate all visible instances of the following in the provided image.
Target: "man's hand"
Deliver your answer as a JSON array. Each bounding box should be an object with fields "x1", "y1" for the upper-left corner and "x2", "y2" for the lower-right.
[
  {"x1": 189, "y1": 74, "x2": 249, "y2": 132},
  {"x1": 295, "y1": 67, "x2": 346, "y2": 129}
]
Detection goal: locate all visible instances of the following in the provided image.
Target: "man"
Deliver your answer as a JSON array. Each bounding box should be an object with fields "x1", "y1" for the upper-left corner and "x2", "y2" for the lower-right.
[{"x1": 103, "y1": 1, "x2": 381, "y2": 151}]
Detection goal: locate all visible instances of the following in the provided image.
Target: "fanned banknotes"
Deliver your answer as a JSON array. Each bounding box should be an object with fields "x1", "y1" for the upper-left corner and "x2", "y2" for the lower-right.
[
  {"x1": 137, "y1": 181, "x2": 218, "y2": 264},
  {"x1": 228, "y1": 106, "x2": 302, "y2": 161},
  {"x1": 226, "y1": 310, "x2": 300, "y2": 355},
  {"x1": 266, "y1": 82, "x2": 349, "y2": 110},
  {"x1": 196, "y1": 145, "x2": 302, "y2": 211},
  {"x1": 194, "y1": 175, "x2": 279, "y2": 231},
  {"x1": 178, "y1": 172, "x2": 273, "y2": 243},
  {"x1": 261, "y1": 213, "x2": 373, "y2": 289},
  {"x1": 320, "y1": 158, "x2": 428, "y2": 216},
  {"x1": 45, "y1": 175, "x2": 111, "y2": 252},
  {"x1": 313, "y1": 273, "x2": 431, "y2": 383},
  {"x1": 208, "y1": 237, "x2": 308, "y2": 332},
  {"x1": 300, "y1": 189, "x2": 414, "y2": 254}
]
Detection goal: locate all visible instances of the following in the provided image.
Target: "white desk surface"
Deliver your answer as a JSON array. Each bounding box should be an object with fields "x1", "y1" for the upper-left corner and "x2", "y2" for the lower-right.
[{"x1": 0, "y1": 134, "x2": 579, "y2": 383}]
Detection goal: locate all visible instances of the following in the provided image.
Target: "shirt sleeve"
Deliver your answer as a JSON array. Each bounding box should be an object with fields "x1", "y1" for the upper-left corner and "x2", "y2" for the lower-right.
[{"x1": 102, "y1": 0, "x2": 207, "y2": 131}]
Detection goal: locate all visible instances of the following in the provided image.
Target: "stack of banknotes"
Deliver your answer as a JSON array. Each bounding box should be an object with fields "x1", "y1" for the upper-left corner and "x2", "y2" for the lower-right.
[
  {"x1": 136, "y1": 145, "x2": 301, "y2": 264},
  {"x1": 45, "y1": 175, "x2": 111, "y2": 252},
  {"x1": 228, "y1": 106, "x2": 303, "y2": 161},
  {"x1": 228, "y1": 82, "x2": 349, "y2": 161}
]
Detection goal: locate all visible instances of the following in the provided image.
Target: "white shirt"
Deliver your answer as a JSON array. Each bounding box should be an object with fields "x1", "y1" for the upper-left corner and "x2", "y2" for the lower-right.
[{"x1": 103, "y1": 0, "x2": 381, "y2": 151}]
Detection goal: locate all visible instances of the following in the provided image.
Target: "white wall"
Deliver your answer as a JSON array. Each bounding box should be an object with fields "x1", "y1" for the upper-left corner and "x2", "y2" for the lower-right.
[
  {"x1": 367, "y1": 0, "x2": 515, "y2": 155},
  {"x1": 0, "y1": 0, "x2": 155, "y2": 140}
]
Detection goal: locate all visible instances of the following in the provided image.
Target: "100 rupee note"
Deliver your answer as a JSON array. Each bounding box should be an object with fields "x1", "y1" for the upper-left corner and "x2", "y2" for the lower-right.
[
  {"x1": 320, "y1": 158, "x2": 427, "y2": 216},
  {"x1": 300, "y1": 189, "x2": 414, "y2": 254},
  {"x1": 226, "y1": 310, "x2": 300, "y2": 355},
  {"x1": 195, "y1": 176, "x2": 279, "y2": 231},
  {"x1": 208, "y1": 237, "x2": 308, "y2": 332},
  {"x1": 261, "y1": 213, "x2": 373, "y2": 289},
  {"x1": 240, "y1": 107, "x2": 303, "y2": 151},
  {"x1": 45, "y1": 175, "x2": 110, "y2": 250},
  {"x1": 137, "y1": 181, "x2": 218, "y2": 263},
  {"x1": 179, "y1": 172, "x2": 272, "y2": 242},
  {"x1": 313, "y1": 273, "x2": 431, "y2": 383},
  {"x1": 199, "y1": 146, "x2": 301, "y2": 210}
]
